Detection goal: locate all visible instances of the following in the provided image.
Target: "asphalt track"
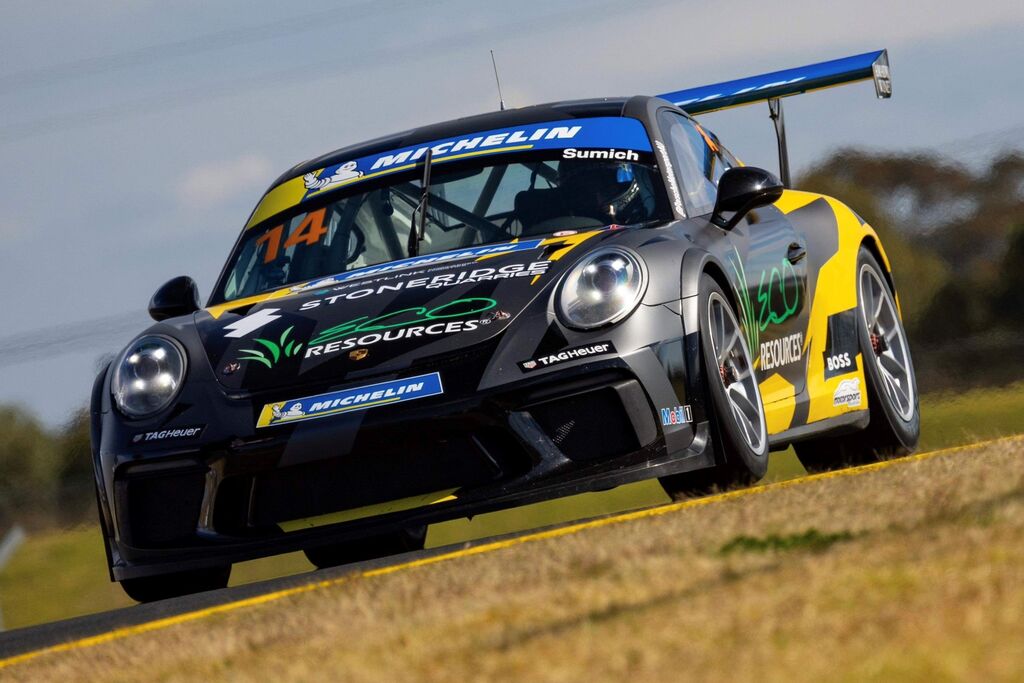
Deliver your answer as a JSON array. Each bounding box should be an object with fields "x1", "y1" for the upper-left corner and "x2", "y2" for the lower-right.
[{"x1": 0, "y1": 438, "x2": 1006, "y2": 671}]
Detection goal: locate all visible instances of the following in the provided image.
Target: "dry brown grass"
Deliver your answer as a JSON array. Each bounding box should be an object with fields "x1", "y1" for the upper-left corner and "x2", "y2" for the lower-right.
[{"x1": 7, "y1": 437, "x2": 1024, "y2": 682}]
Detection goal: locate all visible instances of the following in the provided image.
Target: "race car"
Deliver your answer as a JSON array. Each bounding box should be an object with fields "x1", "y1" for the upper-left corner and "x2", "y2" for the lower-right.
[{"x1": 92, "y1": 50, "x2": 918, "y2": 601}]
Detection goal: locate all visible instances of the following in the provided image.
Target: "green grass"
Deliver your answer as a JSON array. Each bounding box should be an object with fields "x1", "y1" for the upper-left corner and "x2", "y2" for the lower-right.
[{"x1": 2, "y1": 383, "x2": 1021, "y2": 630}]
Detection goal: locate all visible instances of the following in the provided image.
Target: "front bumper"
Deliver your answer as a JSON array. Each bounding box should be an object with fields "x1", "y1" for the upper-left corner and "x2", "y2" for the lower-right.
[{"x1": 99, "y1": 326, "x2": 711, "y2": 581}]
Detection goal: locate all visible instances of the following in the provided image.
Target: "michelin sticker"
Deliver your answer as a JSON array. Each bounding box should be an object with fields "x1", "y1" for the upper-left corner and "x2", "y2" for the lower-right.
[
  {"x1": 300, "y1": 116, "x2": 654, "y2": 201},
  {"x1": 303, "y1": 161, "x2": 363, "y2": 190},
  {"x1": 832, "y1": 378, "x2": 862, "y2": 408},
  {"x1": 257, "y1": 373, "x2": 444, "y2": 428}
]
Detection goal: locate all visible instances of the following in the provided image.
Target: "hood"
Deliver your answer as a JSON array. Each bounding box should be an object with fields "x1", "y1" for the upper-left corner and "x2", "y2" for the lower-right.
[{"x1": 196, "y1": 231, "x2": 609, "y2": 393}]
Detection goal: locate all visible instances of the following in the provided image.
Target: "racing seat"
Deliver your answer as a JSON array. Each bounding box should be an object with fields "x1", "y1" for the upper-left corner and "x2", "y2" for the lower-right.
[{"x1": 514, "y1": 187, "x2": 566, "y2": 235}]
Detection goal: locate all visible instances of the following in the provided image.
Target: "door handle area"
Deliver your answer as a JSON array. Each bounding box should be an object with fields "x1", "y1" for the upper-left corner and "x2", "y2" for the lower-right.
[{"x1": 786, "y1": 242, "x2": 807, "y2": 264}]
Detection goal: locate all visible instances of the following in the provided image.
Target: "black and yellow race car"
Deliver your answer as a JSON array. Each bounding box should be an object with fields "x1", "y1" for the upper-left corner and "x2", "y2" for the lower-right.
[{"x1": 92, "y1": 50, "x2": 917, "y2": 601}]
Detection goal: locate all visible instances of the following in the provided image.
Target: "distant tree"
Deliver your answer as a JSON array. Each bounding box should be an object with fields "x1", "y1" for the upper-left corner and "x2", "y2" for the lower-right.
[
  {"x1": 53, "y1": 408, "x2": 95, "y2": 521},
  {"x1": 0, "y1": 406, "x2": 60, "y2": 522},
  {"x1": 993, "y1": 223, "x2": 1024, "y2": 327}
]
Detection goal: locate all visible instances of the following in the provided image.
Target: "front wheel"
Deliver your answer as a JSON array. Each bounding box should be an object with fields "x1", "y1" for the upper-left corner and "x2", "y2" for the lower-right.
[
  {"x1": 120, "y1": 565, "x2": 231, "y2": 603},
  {"x1": 661, "y1": 274, "x2": 769, "y2": 499},
  {"x1": 304, "y1": 526, "x2": 426, "y2": 570},
  {"x1": 796, "y1": 247, "x2": 920, "y2": 473}
]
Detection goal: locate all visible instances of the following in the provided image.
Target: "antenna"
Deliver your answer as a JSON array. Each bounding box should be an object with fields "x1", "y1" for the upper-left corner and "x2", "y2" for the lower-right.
[{"x1": 490, "y1": 50, "x2": 506, "y2": 111}]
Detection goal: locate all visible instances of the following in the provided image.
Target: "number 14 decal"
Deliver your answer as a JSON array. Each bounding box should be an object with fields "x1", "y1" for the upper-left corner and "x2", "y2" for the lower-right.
[{"x1": 255, "y1": 208, "x2": 328, "y2": 263}]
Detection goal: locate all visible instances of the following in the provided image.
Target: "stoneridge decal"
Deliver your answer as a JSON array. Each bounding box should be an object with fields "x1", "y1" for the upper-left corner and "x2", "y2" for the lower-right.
[
  {"x1": 290, "y1": 240, "x2": 544, "y2": 293},
  {"x1": 298, "y1": 262, "x2": 549, "y2": 308},
  {"x1": 257, "y1": 373, "x2": 444, "y2": 427},
  {"x1": 660, "y1": 405, "x2": 692, "y2": 426},
  {"x1": 518, "y1": 341, "x2": 615, "y2": 372},
  {"x1": 132, "y1": 425, "x2": 205, "y2": 443}
]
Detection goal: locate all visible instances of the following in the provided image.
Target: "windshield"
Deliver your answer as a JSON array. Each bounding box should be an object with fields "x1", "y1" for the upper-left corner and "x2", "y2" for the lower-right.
[{"x1": 214, "y1": 122, "x2": 671, "y2": 303}]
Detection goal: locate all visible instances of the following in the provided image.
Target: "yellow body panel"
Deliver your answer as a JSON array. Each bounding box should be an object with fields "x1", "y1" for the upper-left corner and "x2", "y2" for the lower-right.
[{"x1": 756, "y1": 190, "x2": 895, "y2": 434}]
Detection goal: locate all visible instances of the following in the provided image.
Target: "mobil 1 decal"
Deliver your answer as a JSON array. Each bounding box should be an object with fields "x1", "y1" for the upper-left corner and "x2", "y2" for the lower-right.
[{"x1": 822, "y1": 308, "x2": 859, "y2": 379}]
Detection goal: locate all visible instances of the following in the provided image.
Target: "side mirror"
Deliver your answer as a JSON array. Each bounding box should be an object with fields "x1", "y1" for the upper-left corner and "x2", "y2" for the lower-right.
[
  {"x1": 149, "y1": 276, "x2": 200, "y2": 321},
  {"x1": 711, "y1": 167, "x2": 784, "y2": 230}
]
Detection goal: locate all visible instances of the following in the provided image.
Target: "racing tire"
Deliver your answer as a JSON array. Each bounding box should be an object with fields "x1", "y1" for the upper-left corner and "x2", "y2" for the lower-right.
[
  {"x1": 661, "y1": 274, "x2": 769, "y2": 499},
  {"x1": 120, "y1": 565, "x2": 231, "y2": 603},
  {"x1": 795, "y1": 247, "x2": 920, "y2": 473},
  {"x1": 304, "y1": 526, "x2": 427, "y2": 570}
]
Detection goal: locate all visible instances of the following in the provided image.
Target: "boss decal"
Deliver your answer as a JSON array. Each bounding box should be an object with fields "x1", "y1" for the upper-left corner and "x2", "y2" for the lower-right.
[
  {"x1": 258, "y1": 373, "x2": 444, "y2": 428},
  {"x1": 823, "y1": 308, "x2": 859, "y2": 379},
  {"x1": 519, "y1": 341, "x2": 615, "y2": 372},
  {"x1": 132, "y1": 425, "x2": 205, "y2": 443}
]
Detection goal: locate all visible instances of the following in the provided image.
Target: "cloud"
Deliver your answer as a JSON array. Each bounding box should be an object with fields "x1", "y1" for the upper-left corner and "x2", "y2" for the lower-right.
[{"x1": 176, "y1": 153, "x2": 272, "y2": 208}]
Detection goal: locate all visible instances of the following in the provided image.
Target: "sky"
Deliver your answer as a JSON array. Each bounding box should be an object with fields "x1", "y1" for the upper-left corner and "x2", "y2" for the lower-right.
[{"x1": 1, "y1": 0, "x2": 1022, "y2": 426}]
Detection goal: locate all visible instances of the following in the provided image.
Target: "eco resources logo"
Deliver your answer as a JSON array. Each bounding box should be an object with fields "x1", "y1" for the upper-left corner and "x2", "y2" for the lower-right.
[
  {"x1": 238, "y1": 326, "x2": 303, "y2": 368},
  {"x1": 728, "y1": 248, "x2": 802, "y2": 364},
  {"x1": 304, "y1": 298, "x2": 497, "y2": 358}
]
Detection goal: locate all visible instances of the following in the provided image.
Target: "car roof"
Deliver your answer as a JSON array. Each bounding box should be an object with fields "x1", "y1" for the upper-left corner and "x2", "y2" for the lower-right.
[{"x1": 274, "y1": 97, "x2": 640, "y2": 187}]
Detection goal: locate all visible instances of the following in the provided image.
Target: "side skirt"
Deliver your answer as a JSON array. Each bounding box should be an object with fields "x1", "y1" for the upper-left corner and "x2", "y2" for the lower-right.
[{"x1": 768, "y1": 409, "x2": 869, "y2": 451}]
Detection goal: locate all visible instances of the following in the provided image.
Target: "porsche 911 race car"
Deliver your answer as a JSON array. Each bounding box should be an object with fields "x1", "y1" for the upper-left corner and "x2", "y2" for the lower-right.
[{"x1": 92, "y1": 50, "x2": 918, "y2": 601}]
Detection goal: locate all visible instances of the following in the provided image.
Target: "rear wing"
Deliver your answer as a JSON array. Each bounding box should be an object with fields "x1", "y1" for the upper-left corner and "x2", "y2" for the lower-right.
[{"x1": 657, "y1": 50, "x2": 891, "y2": 185}]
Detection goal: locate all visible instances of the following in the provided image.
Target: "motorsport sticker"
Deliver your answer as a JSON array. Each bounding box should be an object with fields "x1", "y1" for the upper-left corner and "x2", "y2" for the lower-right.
[
  {"x1": 518, "y1": 341, "x2": 615, "y2": 372},
  {"x1": 832, "y1": 378, "x2": 863, "y2": 408},
  {"x1": 257, "y1": 373, "x2": 444, "y2": 428},
  {"x1": 132, "y1": 425, "x2": 205, "y2": 443},
  {"x1": 660, "y1": 405, "x2": 692, "y2": 426}
]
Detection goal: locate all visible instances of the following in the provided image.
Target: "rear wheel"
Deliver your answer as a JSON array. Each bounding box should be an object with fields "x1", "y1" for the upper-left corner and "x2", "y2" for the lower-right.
[
  {"x1": 304, "y1": 526, "x2": 427, "y2": 570},
  {"x1": 661, "y1": 274, "x2": 769, "y2": 499},
  {"x1": 795, "y1": 247, "x2": 919, "y2": 473},
  {"x1": 120, "y1": 565, "x2": 231, "y2": 603}
]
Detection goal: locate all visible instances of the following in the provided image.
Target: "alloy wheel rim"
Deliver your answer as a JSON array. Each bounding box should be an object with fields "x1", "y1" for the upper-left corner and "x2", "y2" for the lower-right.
[
  {"x1": 707, "y1": 292, "x2": 767, "y2": 454},
  {"x1": 858, "y1": 265, "x2": 915, "y2": 421}
]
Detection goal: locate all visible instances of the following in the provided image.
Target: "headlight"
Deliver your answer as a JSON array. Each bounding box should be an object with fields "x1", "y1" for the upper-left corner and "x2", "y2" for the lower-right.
[
  {"x1": 557, "y1": 247, "x2": 646, "y2": 329},
  {"x1": 112, "y1": 336, "x2": 187, "y2": 418}
]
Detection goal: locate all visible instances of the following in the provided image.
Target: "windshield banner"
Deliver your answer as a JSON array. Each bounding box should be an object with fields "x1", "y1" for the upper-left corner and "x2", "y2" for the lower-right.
[{"x1": 245, "y1": 117, "x2": 653, "y2": 229}]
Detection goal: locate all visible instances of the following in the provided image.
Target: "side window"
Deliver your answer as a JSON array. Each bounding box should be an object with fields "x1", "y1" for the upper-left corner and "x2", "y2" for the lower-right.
[{"x1": 657, "y1": 110, "x2": 719, "y2": 215}]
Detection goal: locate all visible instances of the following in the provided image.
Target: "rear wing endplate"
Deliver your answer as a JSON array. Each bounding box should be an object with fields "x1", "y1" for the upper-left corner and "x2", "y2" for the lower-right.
[{"x1": 657, "y1": 50, "x2": 891, "y2": 185}]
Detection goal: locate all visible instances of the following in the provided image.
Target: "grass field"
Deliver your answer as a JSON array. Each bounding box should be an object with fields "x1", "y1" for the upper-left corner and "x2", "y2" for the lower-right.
[
  {"x1": 1, "y1": 382, "x2": 1021, "y2": 633},
  {"x1": 5, "y1": 435, "x2": 1024, "y2": 681}
]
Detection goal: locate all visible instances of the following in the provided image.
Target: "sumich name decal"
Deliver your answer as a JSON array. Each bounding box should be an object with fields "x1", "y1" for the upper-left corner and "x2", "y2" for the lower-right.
[{"x1": 257, "y1": 373, "x2": 444, "y2": 427}]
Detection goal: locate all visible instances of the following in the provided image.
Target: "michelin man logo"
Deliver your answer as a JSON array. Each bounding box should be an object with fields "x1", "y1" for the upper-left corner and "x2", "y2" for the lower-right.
[
  {"x1": 271, "y1": 402, "x2": 306, "y2": 421},
  {"x1": 303, "y1": 161, "x2": 363, "y2": 190}
]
